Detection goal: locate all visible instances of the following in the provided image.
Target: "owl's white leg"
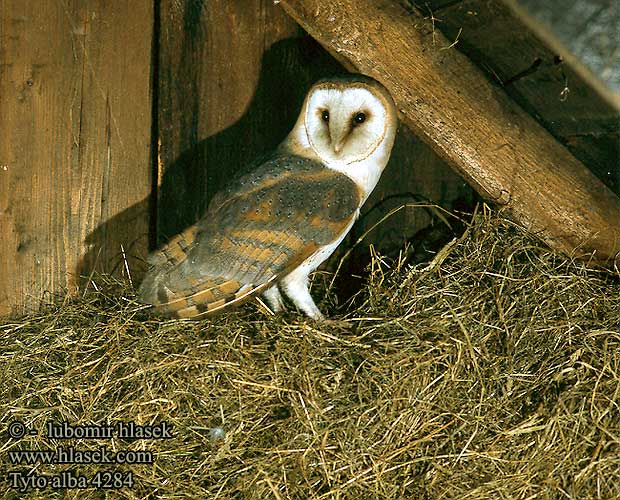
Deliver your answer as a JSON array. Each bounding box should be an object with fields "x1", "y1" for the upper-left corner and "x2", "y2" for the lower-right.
[
  {"x1": 262, "y1": 285, "x2": 286, "y2": 314},
  {"x1": 280, "y1": 269, "x2": 325, "y2": 321}
]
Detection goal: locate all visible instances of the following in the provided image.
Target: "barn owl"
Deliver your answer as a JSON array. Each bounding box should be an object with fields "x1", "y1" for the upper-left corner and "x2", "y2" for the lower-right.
[{"x1": 139, "y1": 74, "x2": 398, "y2": 321}]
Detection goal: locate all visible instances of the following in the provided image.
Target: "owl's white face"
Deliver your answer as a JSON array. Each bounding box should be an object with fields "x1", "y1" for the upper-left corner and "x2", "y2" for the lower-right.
[
  {"x1": 282, "y1": 75, "x2": 398, "y2": 200},
  {"x1": 304, "y1": 86, "x2": 389, "y2": 165}
]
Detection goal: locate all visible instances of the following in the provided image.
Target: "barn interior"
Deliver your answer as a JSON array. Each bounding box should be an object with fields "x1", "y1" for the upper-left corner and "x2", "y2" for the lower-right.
[{"x1": 1, "y1": 0, "x2": 619, "y2": 498}]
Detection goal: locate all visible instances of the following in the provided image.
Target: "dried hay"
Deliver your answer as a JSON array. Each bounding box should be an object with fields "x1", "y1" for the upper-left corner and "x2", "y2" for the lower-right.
[{"x1": 1, "y1": 207, "x2": 619, "y2": 499}]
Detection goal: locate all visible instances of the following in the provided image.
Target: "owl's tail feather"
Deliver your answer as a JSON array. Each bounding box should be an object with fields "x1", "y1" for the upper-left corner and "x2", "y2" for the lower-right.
[
  {"x1": 146, "y1": 225, "x2": 199, "y2": 267},
  {"x1": 139, "y1": 270, "x2": 275, "y2": 319},
  {"x1": 156, "y1": 277, "x2": 245, "y2": 319}
]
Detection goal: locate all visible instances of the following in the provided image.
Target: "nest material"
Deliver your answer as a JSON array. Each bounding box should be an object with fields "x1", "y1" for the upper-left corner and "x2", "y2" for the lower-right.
[{"x1": 1, "y1": 208, "x2": 619, "y2": 499}]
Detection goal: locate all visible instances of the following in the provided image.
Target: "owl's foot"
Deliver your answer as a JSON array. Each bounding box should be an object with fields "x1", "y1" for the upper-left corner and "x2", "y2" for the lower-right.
[
  {"x1": 280, "y1": 271, "x2": 326, "y2": 321},
  {"x1": 262, "y1": 285, "x2": 286, "y2": 315}
]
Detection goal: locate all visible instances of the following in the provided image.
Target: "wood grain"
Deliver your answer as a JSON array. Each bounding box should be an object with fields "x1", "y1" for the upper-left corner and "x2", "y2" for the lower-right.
[
  {"x1": 0, "y1": 0, "x2": 153, "y2": 315},
  {"x1": 279, "y1": 0, "x2": 620, "y2": 265}
]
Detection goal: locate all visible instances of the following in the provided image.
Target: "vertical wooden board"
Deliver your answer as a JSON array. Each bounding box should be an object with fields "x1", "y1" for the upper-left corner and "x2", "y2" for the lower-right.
[{"x1": 0, "y1": 1, "x2": 153, "y2": 316}]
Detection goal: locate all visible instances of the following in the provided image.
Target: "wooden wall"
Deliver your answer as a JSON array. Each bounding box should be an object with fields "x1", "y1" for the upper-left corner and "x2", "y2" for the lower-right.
[
  {"x1": 0, "y1": 0, "x2": 467, "y2": 316},
  {"x1": 0, "y1": 0, "x2": 153, "y2": 316}
]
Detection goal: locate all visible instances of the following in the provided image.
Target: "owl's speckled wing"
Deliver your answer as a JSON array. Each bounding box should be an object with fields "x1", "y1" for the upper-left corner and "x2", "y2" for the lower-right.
[{"x1": 138, "y1": 154, "x2": 362, "y2": 318}]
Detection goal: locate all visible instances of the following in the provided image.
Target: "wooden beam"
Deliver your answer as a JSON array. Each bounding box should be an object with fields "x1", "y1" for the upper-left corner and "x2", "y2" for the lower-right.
[
  {"x1": 0, "y1": 1, "x2": 153, "y2": 315},
  {"x1": 278, "y1": 0, "x2": 620, "y2": 265}
]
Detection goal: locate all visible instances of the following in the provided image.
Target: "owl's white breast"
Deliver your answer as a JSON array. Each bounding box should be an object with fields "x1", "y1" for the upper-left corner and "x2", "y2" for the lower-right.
[{"x1": 326, "y1": 139, "x2": 394, "y2": 204}]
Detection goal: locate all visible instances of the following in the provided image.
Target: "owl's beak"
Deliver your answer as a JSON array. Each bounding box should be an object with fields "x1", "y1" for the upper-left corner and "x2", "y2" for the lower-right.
[
  {"x1": 333, "y1": 141, "x2": 345, "y2": 154},
  {"x1": 331, "y1": 128, "x2": 348, "y2": 155}
]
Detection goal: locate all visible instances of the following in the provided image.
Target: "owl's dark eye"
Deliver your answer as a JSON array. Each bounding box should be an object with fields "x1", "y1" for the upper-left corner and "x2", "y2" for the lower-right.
[
  {"x1": 353, "y1": 112, "x2": 366, "y2": 124},
  {"x1": 321, "y1": 110, "x2": 330, "y2": 122}
]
